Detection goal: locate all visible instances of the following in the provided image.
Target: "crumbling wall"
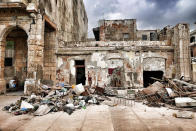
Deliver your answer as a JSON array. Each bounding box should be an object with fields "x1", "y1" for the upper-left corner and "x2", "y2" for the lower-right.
[
  {"x1": 190, "y1": 30, "x2": 196, "y2": 82},
  {"x1": 43, "y1": 30, "x2": 56, "y2": 86},
  {"x1": 158, "y1": 26, "x2": 173, "y2": 46},
  {"x1": 99, "y1": 19, "x2": 137, "y2": 41},
  {"x1": 57, "y1": 41, "x2": 174, "y2": 88},
  {"x1": 38, "y1": 0, "x2": 88, "y2": 86},
  {"x1": 137, "y1": 30, "x2": 158, "y2": 41},
  {"x1": 38, "y1": 0, "x2": 88, "y2": 42},
  {"x1": 0, "y1": 0, "x2": 88, "y2": 94}
]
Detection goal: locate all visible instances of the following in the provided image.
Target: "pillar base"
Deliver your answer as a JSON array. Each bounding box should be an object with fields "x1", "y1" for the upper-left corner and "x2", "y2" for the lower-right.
[{"x1": 0, "y1": 79, "x2": 6, "y2": 94}]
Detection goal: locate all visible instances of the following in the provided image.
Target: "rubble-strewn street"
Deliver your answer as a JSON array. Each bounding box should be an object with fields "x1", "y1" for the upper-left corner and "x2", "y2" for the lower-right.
[
  {"x1": 1, "y1": 94, "x2": 196, "y2": 131},
  {"x1": 0, "y1": 0, "x2": 196, "y2": 130}
]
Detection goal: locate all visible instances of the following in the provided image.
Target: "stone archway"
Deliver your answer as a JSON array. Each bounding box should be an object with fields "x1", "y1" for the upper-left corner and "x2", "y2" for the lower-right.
[{"x1": 0, "y1": 26, "x2": 28, "y2": 93}]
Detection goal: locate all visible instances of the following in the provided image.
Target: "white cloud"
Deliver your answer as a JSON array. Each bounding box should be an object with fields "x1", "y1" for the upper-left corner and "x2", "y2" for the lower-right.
[{"x1": 84, "y1": 0, "x2": 196, "y2": 38}]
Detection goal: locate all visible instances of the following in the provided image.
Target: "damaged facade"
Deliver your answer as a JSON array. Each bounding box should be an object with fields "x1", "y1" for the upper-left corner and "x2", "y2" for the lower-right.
[
  {"x1": 0, "y1": 1, "x2": 192, "y2": 95},
  {"x1": 0, "y1": 0, "x2": 87, "y2": 94},
  {"x1": 57, "y1": 19, "x2": 191, "y2": 89},
  {"x1": 190, "y1": 23, "x2": 196, "y2": 82}
]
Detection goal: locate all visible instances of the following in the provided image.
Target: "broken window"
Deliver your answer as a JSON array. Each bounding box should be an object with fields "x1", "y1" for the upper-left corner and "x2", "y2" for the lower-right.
[
  {"x1": 142, "y1": 35, "x2": 147, "y2": 41},
  {"x1": 150, "y1": 32, "x2": 157, "y2": 41},
  {"x1": 5, "y1": 58, "x2": 13, "y2": 66},
  {"x1": 191, "y1": 36, "x2": 195, "y2": 43},
  {"x1": 123, "y1": 33, "x2": 130, "y2": 40},
  {"x1": 5, "y1": 41, "x2": 14, "y2": 67}
]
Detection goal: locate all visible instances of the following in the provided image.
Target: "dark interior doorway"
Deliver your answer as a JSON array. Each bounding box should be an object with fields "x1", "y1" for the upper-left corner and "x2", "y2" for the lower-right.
[
  {"x1": 143, "y1": 71, "x2": 163, "y2": 87},
  {"x1": 75, "y1": 60, "x2": 86, "y2": 85}
]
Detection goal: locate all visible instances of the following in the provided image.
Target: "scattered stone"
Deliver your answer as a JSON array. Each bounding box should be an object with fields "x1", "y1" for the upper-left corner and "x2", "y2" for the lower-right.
[
  {"x1": 34, "y1": 105, "x2": 51, "y2": 116},
  {"x1": 173, "y1": 111, "x2": 194, "y2": 119},
  {"x1": 175, "y1": 97, "x2": 196, "y2": 107}
]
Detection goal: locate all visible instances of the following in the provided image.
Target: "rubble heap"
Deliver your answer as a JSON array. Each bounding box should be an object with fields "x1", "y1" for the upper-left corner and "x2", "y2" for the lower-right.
[
  {"x1": 136, "y1": 77, "x2": 196, "y2": 111},
  {"x1": 2, "y1": 84, "x2": 117, "y2": 116}
]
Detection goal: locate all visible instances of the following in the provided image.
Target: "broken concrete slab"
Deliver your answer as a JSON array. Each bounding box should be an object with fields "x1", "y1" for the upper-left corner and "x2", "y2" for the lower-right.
[
  {"x1": 173, "y1": 111, "x2": 194, "y2": 119},
  {"x1": 175, "y1": 97, "x2": 196, "y2": 107}
]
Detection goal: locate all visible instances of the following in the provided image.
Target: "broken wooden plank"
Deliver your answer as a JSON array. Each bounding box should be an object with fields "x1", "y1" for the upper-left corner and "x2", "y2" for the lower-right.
[{"x1": 173, "y1": 79, "x2": 196, "y2": 88}]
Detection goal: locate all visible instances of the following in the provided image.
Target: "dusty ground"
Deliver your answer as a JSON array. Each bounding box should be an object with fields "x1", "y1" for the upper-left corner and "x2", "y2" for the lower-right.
[{"x1": 0, "y1": 93, "x2": 196, "y2": 131}]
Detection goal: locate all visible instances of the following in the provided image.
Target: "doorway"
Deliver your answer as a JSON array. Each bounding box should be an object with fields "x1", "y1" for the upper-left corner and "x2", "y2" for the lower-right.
[
  {"x1": 143, "y1": 71, "x2": 163, "y2": 87},
  {"x1": 4, "y1": 28, "x2": 28, "y2": 92},
  {"x1": 75, "y1": 60, "x2": 86, "y2": 85}
]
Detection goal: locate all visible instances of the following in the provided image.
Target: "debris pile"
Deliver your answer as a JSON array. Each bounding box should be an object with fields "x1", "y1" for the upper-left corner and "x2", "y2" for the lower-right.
[
  {"x1": 136, "y1": 77, "x2": 196, "y2": 110},
  {"x1": 2, "y1": 84, "x2": 117, "y2": 116}
]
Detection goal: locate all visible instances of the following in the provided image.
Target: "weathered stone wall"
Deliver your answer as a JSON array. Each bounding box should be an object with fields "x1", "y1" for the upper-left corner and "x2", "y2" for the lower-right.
[
  {"x1": 190, "y1": 30, "x2": 196, "y2": 82},
  {"x1": 57, "y1": 41, "x2": 174, "y2": 88},
  {"x1": 4, "y1": 29, "x2": 28, "y2": 87},
  {"x1": 0, "y1": 0, "x2": 88, "y2": 93},
  {"x1": 158, "y1": 26, "x2": 173, "y2": 46},
  {"x1": 137, "y1": 30, "x2": 158, "y2": 41},
  {"x1": 99, "y1": 19, "x2": 137, "y2": 41},
  {"x1": 38, "y1": 0, "x2": 88, "y2": 42},
  {"x1": 37, "y1": 0, "x2": 88, "y2": 86},
  {"x1": 173, "y1": 24, "x2": 191, "y2": 81}
]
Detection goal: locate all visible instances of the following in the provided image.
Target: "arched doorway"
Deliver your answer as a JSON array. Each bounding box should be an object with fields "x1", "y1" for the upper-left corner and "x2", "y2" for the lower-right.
[{"x1": 4, "y1": 27, "x2": 28, "y2": 92}]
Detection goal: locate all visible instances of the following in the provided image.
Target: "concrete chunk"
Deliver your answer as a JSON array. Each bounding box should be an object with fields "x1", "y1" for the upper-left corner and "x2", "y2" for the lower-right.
[
  {"x1": 175, "y1": 97, "x2": 196, "y2": 107},
  {"x1": 173, "y1": 111, "x2": 194, "y2": 119}
]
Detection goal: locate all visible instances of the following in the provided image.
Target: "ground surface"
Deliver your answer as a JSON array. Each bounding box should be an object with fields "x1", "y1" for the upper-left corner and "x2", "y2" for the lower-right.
[{"x1": 1, "y1": 93, "x2": 196, "y2": 131}]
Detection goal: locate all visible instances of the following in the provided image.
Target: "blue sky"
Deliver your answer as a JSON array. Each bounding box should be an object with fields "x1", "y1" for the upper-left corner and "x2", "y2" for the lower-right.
[{"x1": 84, "y1": 0, "x2": 196, "y2": 38}]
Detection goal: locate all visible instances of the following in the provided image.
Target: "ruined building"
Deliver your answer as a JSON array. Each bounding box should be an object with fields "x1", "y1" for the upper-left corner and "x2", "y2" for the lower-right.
[
  {"x1": 190, "y1": 22, "x2": 196, "y2": 82},
  {"x1": 0, "y1": 0, "x2": 192, "y2": 94},
  {"x1": 0, "y1": 0, "x2": 88, "y2": 94},
  {"x1": 58, "y1": 19, "x2": 191, "y2": 88}
]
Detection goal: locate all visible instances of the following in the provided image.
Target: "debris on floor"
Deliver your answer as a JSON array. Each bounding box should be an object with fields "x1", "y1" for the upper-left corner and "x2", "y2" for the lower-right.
[
  {"x1": 136, "y1": 77, "x2": 196, "y2": 111},
  {"x1": 173, "y1": 111, "x2": 194, "y2": 119},
  {"x1": 2, "y1": 84, "x2": 118, "y2": 116}
]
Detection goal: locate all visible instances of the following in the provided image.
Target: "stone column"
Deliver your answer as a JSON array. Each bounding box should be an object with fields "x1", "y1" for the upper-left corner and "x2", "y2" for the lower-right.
[
  {"x1": 0, "y1": 41, "x2": 6, "y2": 94},
  {"x1": 25, "y1": 13, "x2": 44, "y2": 95},
  {"x1": 174, "y1": 24, "x2": 191, "y2": 81}
]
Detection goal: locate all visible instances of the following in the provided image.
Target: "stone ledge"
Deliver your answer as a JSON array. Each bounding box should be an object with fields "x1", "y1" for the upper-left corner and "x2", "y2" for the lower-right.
[{"x1": 0, "y1": 2, "x2": 26, "y2": 9}]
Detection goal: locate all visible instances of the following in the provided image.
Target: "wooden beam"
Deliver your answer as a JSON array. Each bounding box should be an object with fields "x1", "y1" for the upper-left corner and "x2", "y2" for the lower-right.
[{"x1": 44, "y1": 15, "x2": 57, "y2": 31}]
